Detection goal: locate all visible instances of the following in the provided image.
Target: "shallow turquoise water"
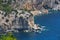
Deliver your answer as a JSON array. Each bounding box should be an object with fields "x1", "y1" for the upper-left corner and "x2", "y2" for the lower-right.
[{"x1": 15, "y1": 11, "x2": 60, "y2": 40}]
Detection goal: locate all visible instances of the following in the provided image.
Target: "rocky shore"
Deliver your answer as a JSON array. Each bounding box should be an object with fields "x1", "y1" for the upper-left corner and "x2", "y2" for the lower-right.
[
  {"x1": 0, "y1": 0, "x2": 60, "y2": 33},
  {"x1": 0, "y1": 9, "x2": 45, "y2": 32}
]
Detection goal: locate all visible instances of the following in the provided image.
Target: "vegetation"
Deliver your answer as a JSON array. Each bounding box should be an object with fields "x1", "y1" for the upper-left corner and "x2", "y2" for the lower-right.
[
  {"x1": 0, "y1": 32, "x2": 17, "y2": 40},
  {"x1": 0, "y1": 0, "x2": 12, "y2": 13}
]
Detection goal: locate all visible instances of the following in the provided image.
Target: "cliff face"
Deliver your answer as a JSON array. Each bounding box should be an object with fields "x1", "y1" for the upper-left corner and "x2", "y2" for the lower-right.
[
  {"x1": 0, "y1": 10, "x2": 38, "y2": 32},
  {"x1": 1, "y1": 0, "x2": 60, "y2": 10},
  {"x1": 0, "y1": 0, "x2": 60, "y2": 32},
  {"x1": 10, "y1": 0, "x2": 60, "y2": 10}
]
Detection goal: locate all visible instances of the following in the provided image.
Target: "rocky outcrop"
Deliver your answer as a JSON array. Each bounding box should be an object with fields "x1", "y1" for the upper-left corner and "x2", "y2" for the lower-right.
[
  {"x1": 0, "y1": 0, "x2": 60, "y2": 32},
  {"x1": 0, "y1": 10, "x2": 42, "y2": 32},
  {"x1": 1, "y1": 0, "x2": 60, "y2": 10}
]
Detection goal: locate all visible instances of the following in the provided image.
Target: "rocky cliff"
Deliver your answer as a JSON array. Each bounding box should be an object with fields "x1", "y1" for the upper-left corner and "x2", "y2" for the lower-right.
[
  {"x1": 0, "y1": 0, "x2": 60, "y2": 32},
  {"x1": 1, "y1": 0, "x2": 60, "y2": 11},
  {"x1": 9, "y1": 0, "x2": 60, "y2": 10},
  {"x1": 0, "y1": 10, "x2": 42, "y2": 32}
]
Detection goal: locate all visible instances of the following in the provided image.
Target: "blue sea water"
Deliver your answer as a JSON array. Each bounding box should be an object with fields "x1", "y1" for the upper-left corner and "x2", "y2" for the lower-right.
[{"x1": 15, "y1": 10, "x2": 60, "y2": 40}]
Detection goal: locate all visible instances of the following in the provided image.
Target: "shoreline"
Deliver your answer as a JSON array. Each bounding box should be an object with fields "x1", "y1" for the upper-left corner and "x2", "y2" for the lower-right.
[{"x1": 0, "y1": 9, "x2": 59, "y2": 33}]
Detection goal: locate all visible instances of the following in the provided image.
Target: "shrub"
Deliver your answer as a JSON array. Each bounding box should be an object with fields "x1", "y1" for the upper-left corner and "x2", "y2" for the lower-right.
[{"x1": 0, "y1": 32, "x2": 17, "y2": 40}]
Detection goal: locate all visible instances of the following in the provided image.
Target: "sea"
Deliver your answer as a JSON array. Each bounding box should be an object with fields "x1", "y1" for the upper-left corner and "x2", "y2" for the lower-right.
[{"x1": 14, "y1": 10, "x2": 60, "y2": 40}]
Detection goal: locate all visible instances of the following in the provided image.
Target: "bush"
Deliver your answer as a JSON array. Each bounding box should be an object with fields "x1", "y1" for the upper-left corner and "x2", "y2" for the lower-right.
[
  {"x1": 0, "y1": 32, "x2": 17, "y2": 40},
  {"x1": 0, "y1": 0, "x2": 12, "y2": 13}
]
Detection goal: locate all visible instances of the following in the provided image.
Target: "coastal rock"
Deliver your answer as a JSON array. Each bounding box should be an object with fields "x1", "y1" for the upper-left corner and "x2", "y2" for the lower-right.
[
  {"x1": 0, "y1": 10, "x2": 42, "y2": 32},
  {"x1": 2, "y1": 0, "x2": 60, "y2": 10},
  {"x1": 0, "y1": 0, "x2": 60, "y2": 32}
]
